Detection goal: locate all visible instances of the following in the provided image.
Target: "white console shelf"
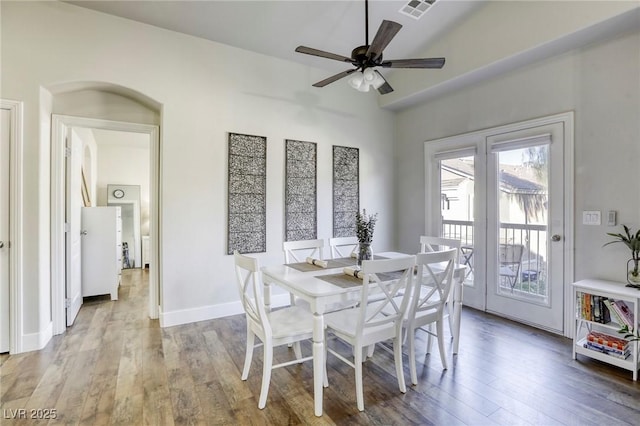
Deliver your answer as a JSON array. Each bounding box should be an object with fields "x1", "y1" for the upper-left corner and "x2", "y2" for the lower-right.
[{"x1": 572, "y1": 279, "x2": 640, "y2": 380}]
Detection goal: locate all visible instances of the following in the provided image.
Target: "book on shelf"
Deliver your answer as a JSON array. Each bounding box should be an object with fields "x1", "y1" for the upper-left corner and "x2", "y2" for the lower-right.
[
  {"x1": 586, "y1": 331, "x2": 629, "y2": 350},
  {"x1": 577, "y1": 293, "x2": 612, "y2": 323},
  {"x1": 583, "y1": 341, "x2": 630, "y2": 359},
  {"x1": 611, "y1": 300, "x2": 634, "y2": 329},
  {"x1": 603, "y1": 299, "x2": 625, "y2": 326}
]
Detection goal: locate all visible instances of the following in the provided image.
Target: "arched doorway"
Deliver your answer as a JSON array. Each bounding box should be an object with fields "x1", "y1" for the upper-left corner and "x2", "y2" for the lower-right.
[{"x1": 47, "y1": 82, "x2": 161, "y2": 335}]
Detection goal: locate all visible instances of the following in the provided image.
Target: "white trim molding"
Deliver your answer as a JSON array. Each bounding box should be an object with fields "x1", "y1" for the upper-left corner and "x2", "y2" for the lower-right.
[
  {"x1": 21, "y1": 321, "x2": 53, "y2": 353},
  {"x1": 159, "y1": 294, "x2": 291, "y2": 328}
]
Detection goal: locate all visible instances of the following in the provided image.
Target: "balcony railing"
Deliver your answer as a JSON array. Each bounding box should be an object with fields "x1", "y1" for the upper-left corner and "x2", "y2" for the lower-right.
[{"x1": 442, "y1": 219, "x2": 548, "y2": 297}]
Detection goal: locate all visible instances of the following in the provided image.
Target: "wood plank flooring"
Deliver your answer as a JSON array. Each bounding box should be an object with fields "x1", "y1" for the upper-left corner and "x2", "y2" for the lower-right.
[{"x1": 2, "y1": 269, "x2": 639, "y2": 425}]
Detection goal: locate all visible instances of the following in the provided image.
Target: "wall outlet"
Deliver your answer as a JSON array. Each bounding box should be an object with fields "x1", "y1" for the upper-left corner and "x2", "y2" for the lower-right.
[{"x1": 582, "y1": 210, "x2": 601, "y2": 225}]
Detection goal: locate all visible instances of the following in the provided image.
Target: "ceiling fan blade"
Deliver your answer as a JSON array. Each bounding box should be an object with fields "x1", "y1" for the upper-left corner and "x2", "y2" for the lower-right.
[
  {"x1": 374, "y1": 71, "x2": 393, "y2": 95},
  {"x1": 295, "y1": 46, "x2": 355, "y2": 63},
  {"x1": 380, "y1": 57, "x2": 446, "y2": 69},
  {"x1": 366, "y1": 20, "x2": 402, "y2": 61},
  {"x1": 312, "y1": 69, "x2": 357, "y2": 88}
]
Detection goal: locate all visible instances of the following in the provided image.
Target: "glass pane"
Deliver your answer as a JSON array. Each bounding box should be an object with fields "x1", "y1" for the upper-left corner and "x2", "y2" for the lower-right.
[
  {"x1": 440, "y1": 156, "x2": 475, "y2": 285},
  {"x1": 496, "y1": 145, "x2": 549, "y2": 302}
]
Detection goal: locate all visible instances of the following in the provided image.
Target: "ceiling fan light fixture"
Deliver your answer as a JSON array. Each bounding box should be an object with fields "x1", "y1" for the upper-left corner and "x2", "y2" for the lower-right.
[
  {"x1": 371, "y1": 73, "x2": 386, "y2": 90},
  {"x1": 363, "y1": 68, "x2": 376, "y2": 83},
  {"x1": 348, "y1": 72, "x2": 364, "y2": 89},
  {"x1": 357, "y1": 82, "x2": 370, "y2": 92}
]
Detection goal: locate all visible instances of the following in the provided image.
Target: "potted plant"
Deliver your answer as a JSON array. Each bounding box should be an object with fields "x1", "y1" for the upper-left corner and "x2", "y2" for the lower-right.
[
  {"x1": 604, "y1": 225, "x2": 640, "y2": 288},
  {"x1": 355, "y1": 209, "x2": 378, "y2": 267}
]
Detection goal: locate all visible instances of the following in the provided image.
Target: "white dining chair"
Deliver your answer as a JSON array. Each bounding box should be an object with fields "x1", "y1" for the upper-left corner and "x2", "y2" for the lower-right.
[
  {"x1": 329, "y1": 236, "x2": 359, "y2": 259},
  {"x1": 419, "y1": 235, "x2": 461, "y2": 262},
  {"x1": 419, "y1": 235, "x2": 461, "y2": 336},
  {"x1": 324, "y1": 255, "x2": 416, "y2": 411},
  {"x1": 234, "y1": 251, "x2": 315, "y2": 409},
  {"x1": 404, "y1": 248, "x2": 457, "y2": 384},
  {"x1": 283, "y1": 239, "x2": 325, "y2": 305}
]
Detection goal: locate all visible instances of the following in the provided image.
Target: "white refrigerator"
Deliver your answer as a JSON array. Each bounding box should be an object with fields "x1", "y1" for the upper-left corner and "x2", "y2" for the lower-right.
[{"x1": 81, "y1": 206, "x2": 122, "y2": 300}]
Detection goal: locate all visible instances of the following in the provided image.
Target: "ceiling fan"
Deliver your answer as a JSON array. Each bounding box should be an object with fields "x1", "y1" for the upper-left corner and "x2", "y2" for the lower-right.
[{"x1": 295, "y1": 0, "x2": 445, "y2": 94}]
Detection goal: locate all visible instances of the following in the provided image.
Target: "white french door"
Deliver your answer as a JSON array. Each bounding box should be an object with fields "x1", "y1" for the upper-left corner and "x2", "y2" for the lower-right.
[
  {"x1": 425, "y1": 113, "x2": 573, "y2": 334},
  {"x1": 485, "y1": 122, "x2": 565, "y2": 331}
]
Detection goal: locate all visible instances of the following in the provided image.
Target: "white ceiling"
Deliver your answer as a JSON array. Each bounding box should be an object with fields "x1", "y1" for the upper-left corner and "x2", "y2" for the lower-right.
[
  {"x1": 64, "y1": 0, "x2": 639, "y2": 108},
  {"x1": 66, "y1": 0, "x2": 484, "y2": 75}
]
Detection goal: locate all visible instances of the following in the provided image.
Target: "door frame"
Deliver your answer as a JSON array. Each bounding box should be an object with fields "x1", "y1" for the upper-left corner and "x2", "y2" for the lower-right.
[
  {"x1": 1, "y1": 99, "x2": 24, "y2": 354},
  {"x1": 51, "y1": 115, "x2": 160, "y2": 335},
  {"x1": 425, "y1": 111, "x2": 575, "y2": 336}
]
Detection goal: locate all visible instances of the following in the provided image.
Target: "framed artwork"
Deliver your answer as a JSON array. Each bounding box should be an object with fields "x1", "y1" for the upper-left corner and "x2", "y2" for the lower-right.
[
  {"x1": 227, "y1": 132, "x2": 267, "y2": 254},
  {"x1": 332, "y1": 145, "x2": 359, "y2": 238},
  {"x1": 285, "y1": 139, "x2": 317, "y2": 241}
]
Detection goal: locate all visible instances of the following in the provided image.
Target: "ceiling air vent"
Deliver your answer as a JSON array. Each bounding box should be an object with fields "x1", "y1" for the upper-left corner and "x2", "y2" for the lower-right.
[{"x1": 399, "y1": 0, "x2": 436, "y2": 20}]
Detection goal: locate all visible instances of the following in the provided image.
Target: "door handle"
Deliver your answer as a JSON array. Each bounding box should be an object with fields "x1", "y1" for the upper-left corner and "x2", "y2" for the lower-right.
[
  {"x1": 551, "y1": 234, "x2": 562, "y2": 242},
  {"x1": 81, "y1": 230, "x2": 88, "y2": 236},
  {"x1": 0, "y1": 241, "x2": 4, "y2": 248}
]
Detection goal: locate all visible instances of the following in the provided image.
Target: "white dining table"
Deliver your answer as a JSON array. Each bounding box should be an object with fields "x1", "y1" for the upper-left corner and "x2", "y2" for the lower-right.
[{"x1": 261, "y1": 251, "x2": 467, "y2": 417}]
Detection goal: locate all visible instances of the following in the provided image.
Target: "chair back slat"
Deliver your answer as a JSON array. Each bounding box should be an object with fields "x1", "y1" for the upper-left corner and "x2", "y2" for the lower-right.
[
  {"x1": 419, "y1": 235, "x2": 461, "y2": 263},
  {"x1": 234, "y1": 251, "x2": 270, "y2": 336},
  {"x1": 329, "y1": 236, "x2": 358, "y2": 259},
  {"x1": 410, "y1": 248, "x2": 457, "y2": 320},
  {"x1": 357, "y1": 256, "x2": 416, "y2": 336},
  {"x1": 283, "y1": 239, "x2": 324, "y2": 263}
]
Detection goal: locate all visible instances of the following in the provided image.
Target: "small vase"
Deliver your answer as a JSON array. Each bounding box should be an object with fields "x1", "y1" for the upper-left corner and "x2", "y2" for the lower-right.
[
  {"x1": 357, "y1": 243, "x2": 373, "y2": 268},
  {"x1": 627, "y1": 258, "x2": 640, "y2": 288}
]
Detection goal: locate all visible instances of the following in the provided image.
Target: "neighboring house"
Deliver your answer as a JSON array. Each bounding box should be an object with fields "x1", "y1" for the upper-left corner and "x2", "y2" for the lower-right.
[{"x1": 441, "y1": 158, "x2": 548, "y2": 278}]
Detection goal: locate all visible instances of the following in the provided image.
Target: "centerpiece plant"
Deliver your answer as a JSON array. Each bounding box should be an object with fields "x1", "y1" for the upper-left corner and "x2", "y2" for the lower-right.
[{"x1": 355, "y1": 209, "x2": 378, "y2": 267}]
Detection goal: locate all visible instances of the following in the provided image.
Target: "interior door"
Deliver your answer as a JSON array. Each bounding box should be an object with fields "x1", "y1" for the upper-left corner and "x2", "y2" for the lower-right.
[
  {"x1": 485, "y1": 122, "x2": 565, "y2": 332},
  {"x1": 0, "y1": 108, "x2": 10, "y2": 352},
  {"x1": 65, "y1": 129, "x2": 83, "y2": 325}
]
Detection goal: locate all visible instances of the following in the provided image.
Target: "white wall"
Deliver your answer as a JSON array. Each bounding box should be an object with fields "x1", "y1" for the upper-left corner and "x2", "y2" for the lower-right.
[
  {"x1": 395, "y1": 29, "x2": 640, "y2": 284},
  {"x1": 1, "y1": 1, "x2": 396, "y2": 343},
  {"x1": 93, "y1": 132, "x2": 151, "y2": 235}
]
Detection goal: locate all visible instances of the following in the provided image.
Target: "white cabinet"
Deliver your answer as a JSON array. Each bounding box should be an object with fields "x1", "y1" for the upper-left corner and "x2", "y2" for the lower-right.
[
  {"x1": 81, "y1": 206, "x2": 122, "y2": 300},
  {"x1": 572, "y1": 279, "x2": 640, "y2": 380},
  {"x1": 142, "y1": 235, "x2": 150, "y2": 268}
]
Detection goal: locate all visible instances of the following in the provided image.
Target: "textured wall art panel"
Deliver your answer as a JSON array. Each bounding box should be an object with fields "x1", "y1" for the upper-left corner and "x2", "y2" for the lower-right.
[
  {"x1": 285, "y1": 139, "x2": 317, "y2": 241},
  {"x1": 333, "y1": 146, "x2": 359, "y2": 237},
  {"x1": 227, "y1": 133, "x2": 266, "y2": 254}
]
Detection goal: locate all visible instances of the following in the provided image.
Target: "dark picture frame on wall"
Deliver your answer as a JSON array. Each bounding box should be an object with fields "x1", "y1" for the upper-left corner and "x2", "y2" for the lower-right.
[
  {"x1": 227, "y1": 132, "x2": 267, "y2": 254},
  {"x1": 285, "y1": 139, "x2": 317, "y2": 241},
  {"x1": 332, "y1": 145, "x2": 359, "y2": 238}
]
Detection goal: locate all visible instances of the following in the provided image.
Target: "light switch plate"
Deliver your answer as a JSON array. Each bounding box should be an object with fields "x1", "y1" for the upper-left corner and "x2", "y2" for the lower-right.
[
  {"x1": 582, "y1": 210, "x2": 601, "y2": 225},
  {"x1": 607, "y1": 210, "x2": 617, "y2": 226}
]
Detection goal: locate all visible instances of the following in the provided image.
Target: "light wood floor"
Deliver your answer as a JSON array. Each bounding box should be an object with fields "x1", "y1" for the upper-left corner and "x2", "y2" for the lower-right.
[{"x1": 2, "y1": 269, "x2": 640, "y2": 425}]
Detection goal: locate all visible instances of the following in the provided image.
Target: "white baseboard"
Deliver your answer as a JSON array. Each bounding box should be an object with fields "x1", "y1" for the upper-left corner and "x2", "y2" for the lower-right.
[
  {"x1": 159, "y1": 294, "x2": 291, "y2": 328},
  {"x1": 20, "y1": 321, "x2": 53, "y2": 353}
]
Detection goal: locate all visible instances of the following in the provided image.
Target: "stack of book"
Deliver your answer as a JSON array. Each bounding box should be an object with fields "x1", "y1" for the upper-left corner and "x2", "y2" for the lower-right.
[{"x1": 584, "y1": 331, "x2": 631, "y2": 359}]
